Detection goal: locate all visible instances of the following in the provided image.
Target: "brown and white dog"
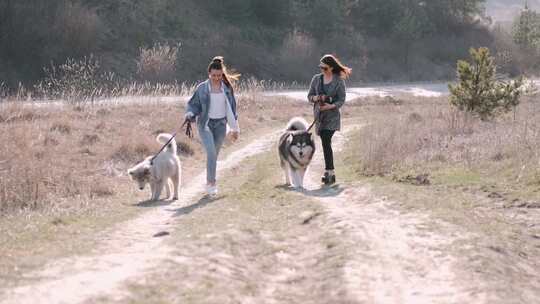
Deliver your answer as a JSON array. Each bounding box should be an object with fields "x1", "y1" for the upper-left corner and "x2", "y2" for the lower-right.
[{"x1": 127, "y1": 133, "x2": 181, "y2": 201}]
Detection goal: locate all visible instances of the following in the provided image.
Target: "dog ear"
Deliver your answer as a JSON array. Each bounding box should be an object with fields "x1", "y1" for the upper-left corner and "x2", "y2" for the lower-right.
[
  {"x1": 286, "y1": 133, "x2": 293, "y2": 142},
  {"x1": 127, "y1": 169, "x2": 136, "y2": 180}
]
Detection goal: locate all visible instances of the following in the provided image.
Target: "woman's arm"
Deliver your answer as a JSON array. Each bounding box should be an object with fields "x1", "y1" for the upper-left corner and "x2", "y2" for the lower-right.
[
  {"x1": 307, "y1": 75, "x2": 319, "y2": 104},
  {"x1": 229, "y1": 91, "x2": 238, "y2": 120},
  {"x1": 226, "y1": 108, "x2": 240, "y2": 133},
  {"x1": 226, "y1": 94, "x2": 239, "y2": 132},
  {"x1": 225, "y1": 93, "x2": 240, "y2": 141},
  {"x1": 185, "y1": 86, "x2": 202, "y2": 121},
  {"x1": 332, "y1": 79, "x2": 346, "y2": 109}
]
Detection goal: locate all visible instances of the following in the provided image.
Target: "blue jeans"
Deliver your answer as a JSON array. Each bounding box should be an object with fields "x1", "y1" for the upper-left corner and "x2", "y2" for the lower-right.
[{"x1": 198, "y1": 118, "x2": 227, "y2": 184}]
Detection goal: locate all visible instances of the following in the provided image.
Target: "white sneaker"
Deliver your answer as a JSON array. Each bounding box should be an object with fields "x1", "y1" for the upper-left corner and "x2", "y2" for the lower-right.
[{"x1": 206, "y1": 185, "x2": 218, "y2": 197}]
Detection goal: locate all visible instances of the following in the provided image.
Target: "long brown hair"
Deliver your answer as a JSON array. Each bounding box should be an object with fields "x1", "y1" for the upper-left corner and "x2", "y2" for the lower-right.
[
  {"x1": 321, "y1": 54, "x2": 352, "y2": 79},
  {"x1": 207, "y1": 56, "x2": 240, "y2": 93}
]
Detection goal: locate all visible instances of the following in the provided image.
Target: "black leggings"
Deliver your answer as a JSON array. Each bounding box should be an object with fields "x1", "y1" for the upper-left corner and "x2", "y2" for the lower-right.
[{"x1": 319, "y1": 130, "x2": 336, "y2": 171}]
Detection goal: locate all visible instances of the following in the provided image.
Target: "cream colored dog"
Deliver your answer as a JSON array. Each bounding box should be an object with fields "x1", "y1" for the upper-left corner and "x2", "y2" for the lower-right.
[{"x1": 127, "y1": 133, "x2": 181, "y2": 201}]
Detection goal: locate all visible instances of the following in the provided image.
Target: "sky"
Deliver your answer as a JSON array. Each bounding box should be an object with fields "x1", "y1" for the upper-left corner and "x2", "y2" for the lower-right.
[{"x1": 486, "y1": 0, "x2": 540, "y2": 22}]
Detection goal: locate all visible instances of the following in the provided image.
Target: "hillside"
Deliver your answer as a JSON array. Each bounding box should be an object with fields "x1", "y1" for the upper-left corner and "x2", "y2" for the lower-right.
[{"x1": 0, "y1": 0, "x2": 495, "y2": 90}]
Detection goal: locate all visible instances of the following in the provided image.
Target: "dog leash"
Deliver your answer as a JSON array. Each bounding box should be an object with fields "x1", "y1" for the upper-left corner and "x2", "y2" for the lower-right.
[
  {"x1": 307, "y1": 118, "x2": 317, "y2": 132},
  {"x1": 183, "y1": 118, "x2": 193, "y2": 139},
  {"x1": 150, "y1": 131, "x2": 177, "y2": 166},
  {"x1": 306, "y1": 74, "x2": 331, "y2": 133},
  {"x1": 149, "y1": 119, "x2": 193, "y2": 165}
]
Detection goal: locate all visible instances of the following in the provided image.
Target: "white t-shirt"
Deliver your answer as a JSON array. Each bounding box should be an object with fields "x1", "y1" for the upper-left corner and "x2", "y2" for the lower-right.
[{"x1": 209, "y1": 92, "x2": 227, "y2": 119}]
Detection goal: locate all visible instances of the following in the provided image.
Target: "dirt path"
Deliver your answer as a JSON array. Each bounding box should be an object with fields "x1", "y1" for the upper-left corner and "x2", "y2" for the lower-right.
[
  {"x1": 0, "y1": 131, "x2": 281, "y2": 304},
  {"x1": 105, "y1": 125, "x2": 489, "y2": 304},
  {"x1": 302, "y1": 127, "x2": 487, "y2": 303},
  {"x1": 0, "y1": 125, "x2": 508, "y2": 303},
  {"x1": 91, "y1": 125, "x2": 492, "y2": 304}
]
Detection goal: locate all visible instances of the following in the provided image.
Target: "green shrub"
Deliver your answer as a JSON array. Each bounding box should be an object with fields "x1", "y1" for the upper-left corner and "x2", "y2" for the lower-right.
[{"x1": 449, "y1": 47, "x2": 524, "y2": 120}]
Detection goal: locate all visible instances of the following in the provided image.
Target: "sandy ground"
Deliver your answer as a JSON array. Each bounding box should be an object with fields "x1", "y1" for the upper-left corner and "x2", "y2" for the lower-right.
[
  {"x1": 1, "y1": 125, "x2": 538, "y2": 303},
  {"x1": 0, "y1": 131, "x2": 280, "y2": 304},
  {"x1": 302, "y1": 128, "x2": 486, "y2": 303}
]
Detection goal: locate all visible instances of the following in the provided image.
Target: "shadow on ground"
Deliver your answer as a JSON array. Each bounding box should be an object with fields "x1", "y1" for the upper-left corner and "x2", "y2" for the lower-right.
[
  {"x1": 275, "y1": 184, "x2": 345, "y2": 198},
  {"x1": 134, "y1": 199, "x2": 175, "y2": 208},
  {"x1": 169, "y1": 195, "x2": 226, "y2": 217}
]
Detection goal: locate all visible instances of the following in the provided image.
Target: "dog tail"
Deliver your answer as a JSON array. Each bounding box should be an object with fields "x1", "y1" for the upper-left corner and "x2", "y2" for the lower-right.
[
  {"x1": 156, "y1": 133, "x2": 177, "y2": 154},
  {"x1": 286, "y1": 117, "x2": 309, "y2": 132}
]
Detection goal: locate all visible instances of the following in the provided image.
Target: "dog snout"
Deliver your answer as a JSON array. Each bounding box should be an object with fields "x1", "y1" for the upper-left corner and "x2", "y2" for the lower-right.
[
  {"x1": 139, "y1": 187, "x2": 144, "y2": 190},
  {"x1": 299, "y1": 151, "x2": 304, "y2": 157}
]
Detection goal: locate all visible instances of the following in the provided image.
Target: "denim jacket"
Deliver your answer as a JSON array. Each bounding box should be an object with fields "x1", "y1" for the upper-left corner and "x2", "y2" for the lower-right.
[{"x1": 185, "y1": 79, "x2": 239, "y2": 131}]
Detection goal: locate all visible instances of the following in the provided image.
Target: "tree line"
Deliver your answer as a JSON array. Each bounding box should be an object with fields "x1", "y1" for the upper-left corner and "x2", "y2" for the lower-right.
[{"x1": 0, "y1": 0, "x2": 496, "y2": 91}]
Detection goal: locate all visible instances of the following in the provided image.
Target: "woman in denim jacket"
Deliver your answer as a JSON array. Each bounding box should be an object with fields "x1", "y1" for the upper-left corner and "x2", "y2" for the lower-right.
[{"x1": 184, "y1": 56, "x2": 240, "y2": 196}]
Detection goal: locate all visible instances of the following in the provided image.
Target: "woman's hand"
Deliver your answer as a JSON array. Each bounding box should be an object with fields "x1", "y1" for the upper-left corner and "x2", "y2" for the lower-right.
[
  {"x1": 230, "y1": 131, "x2": 239, "y2": 142},
  {"x1": 311, "y1": 95, "x2": 326, "y2": 103},
  {"x1": 319, "y1": 103, "x2": 335, "y2": 111},
  {"x1": 185, "y1": 112, "x2": 196, "y2": 122}
]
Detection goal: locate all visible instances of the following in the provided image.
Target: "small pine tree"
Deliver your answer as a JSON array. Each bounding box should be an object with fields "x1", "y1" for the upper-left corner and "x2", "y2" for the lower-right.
[{"x1": 448, "y1": 47, "x2": 523, "y2": 120}]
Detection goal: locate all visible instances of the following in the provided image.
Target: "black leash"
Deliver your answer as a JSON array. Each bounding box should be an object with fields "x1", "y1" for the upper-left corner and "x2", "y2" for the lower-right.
[
  {"x1": 150, "y1": 119, "x2": 193, "y2": 165},
  {"x1": 150, "y1": 131, "x2": 177, "y2": 165},
  {"x1": 183, "y1": 118, "x2": 193, "y2": 139}
]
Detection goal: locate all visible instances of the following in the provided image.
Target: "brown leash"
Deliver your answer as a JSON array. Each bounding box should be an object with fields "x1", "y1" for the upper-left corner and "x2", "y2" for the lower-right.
[{"x1": 307, "y1": 118, "x2": 317, "y2": 133}]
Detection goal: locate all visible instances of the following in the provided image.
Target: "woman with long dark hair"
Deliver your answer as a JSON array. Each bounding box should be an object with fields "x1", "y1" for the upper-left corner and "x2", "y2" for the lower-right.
[
  {"x1": 307, "y1": 54, "x2": 351, "y2": 185},
  {"x1": 184, "y1": 56, "x2": 240, "y2": 196}
]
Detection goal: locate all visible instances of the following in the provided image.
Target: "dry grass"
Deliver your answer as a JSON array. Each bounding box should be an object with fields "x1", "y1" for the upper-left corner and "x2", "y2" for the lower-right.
[
  {"x1": 0, "y1": 92, "x2": 309, "y2": 216},
  {"x1": 0, "y1": 101, "x2": 195, "y2": 214},
  {"x1": 0, "y1": 91, "x2": 312, "y2": 287},
  {"x1": 0, "y1": 102, "x2": 188, "y2": 214},
  {"x1": 350, "y1": 95, "x2": 540, "y2": 186},
  {"x1": 341, "y1": 96, "x2": 540, "y2": 295},
  {"x1": 4, "y1": 77, "x2": 302, "y2": 104}
]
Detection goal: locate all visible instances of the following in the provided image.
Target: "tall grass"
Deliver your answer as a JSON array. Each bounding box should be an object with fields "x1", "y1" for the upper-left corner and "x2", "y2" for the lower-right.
[
  {"x1": 0, "y1": 102, "x2": 192, "y2": 214},
  {"x1": 352, "y1": 96, "x2": 540, "y2": 184},
  {"x1": 136, "y1": 42, "x2": 181, "y2": 84},
  {"x1": 0, "y1": 82, "x2": 308, "y2": 215},
  {"x1": 1, "y1": 56, "x2": 303, "y2": 104},
  {"x1": 0, "y1": 61, "x2": 306, "y2": 215}
]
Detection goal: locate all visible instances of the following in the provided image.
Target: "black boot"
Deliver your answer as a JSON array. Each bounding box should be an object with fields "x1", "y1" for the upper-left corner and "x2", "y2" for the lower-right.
[
  {"x1": 321, "y1": 172, "x2": 329, "y2": 184},
  {"x1": 328, "y1": 174, "x2": 336, "y2": 185},
  {"x1": 321, "y1": 172, "x2": 336, "y2": 185}
]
